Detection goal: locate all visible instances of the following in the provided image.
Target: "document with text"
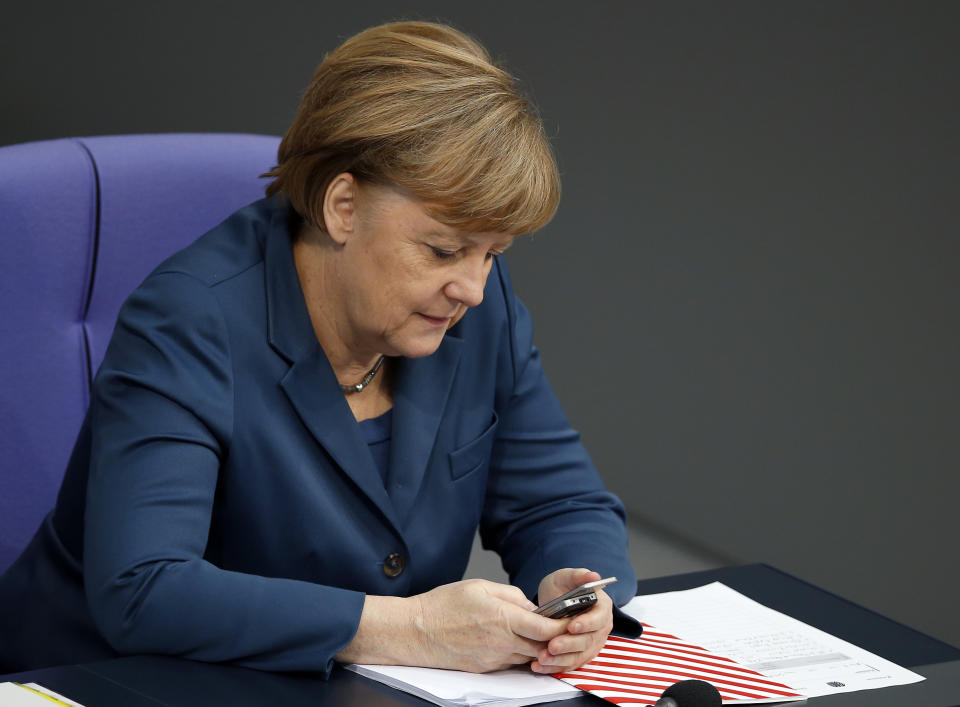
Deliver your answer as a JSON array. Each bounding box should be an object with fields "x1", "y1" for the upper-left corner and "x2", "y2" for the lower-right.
[{"x1": 621, "y1": 582, "x2": 925, "y2": 698}]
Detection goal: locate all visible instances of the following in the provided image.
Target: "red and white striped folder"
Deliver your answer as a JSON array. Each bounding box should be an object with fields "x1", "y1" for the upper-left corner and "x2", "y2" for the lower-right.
[{"x1": 556, "y1": 625, "x2": 805, "y2": 705}]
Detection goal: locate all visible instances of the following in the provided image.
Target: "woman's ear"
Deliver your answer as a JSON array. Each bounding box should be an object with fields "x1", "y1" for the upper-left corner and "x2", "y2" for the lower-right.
[{"x1": 322, "y1": 172, "x2": 357, "y2": 245}]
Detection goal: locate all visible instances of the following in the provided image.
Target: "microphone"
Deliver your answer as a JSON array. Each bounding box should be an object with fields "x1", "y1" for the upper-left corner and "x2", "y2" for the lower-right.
[{"x1": 652, "y1": 679, "x2": 722, "y2": 707}]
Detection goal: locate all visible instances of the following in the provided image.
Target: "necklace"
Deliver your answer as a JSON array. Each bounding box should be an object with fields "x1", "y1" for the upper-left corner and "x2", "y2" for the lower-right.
[{"x1": 340, "y1": 355, "x2": 386, "y2": 394}]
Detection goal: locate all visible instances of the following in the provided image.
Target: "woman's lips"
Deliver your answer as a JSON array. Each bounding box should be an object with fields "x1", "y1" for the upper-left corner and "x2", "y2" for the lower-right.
[{"x1": 420, "y1": 313, "x2": 453, "y2": 326}]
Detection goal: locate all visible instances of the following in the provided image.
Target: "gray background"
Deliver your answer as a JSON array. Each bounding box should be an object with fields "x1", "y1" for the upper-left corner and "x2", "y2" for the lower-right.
[{"x1": 3, "y1": 2, "x2": 958, "y2": 647}]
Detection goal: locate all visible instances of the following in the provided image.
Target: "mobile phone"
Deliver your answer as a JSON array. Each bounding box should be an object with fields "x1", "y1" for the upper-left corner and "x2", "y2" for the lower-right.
[{"x1": 533, "y1": 577, "x2": 618, "y2": 619}]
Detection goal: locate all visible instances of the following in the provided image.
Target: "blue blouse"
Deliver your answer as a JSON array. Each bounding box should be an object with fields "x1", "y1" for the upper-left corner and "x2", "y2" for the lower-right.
[{"x1": 358, "y1": 408, "x2": 393, "y2": 486}]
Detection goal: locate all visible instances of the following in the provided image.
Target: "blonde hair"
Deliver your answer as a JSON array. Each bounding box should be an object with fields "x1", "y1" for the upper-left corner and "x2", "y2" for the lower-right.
[{"x1": 263, "y1": 21, "x2": 560, "y2": 235}]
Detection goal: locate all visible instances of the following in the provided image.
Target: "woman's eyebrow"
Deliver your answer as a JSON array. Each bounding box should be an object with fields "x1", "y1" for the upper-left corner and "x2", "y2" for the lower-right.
[
  {"x1": 423, "y1": 229, "x2": 515, "y2": 252},
  {"x1": 458, "y1": 233, "x2": 517, "y2": 250},
  {"x1": 422, "y1": 228, "x2": 460, "y2": 242}
]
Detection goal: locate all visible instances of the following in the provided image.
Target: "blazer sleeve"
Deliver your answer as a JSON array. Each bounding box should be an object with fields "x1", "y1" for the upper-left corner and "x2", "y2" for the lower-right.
[
  {"x1": 480, "y1": 261, "x2": 639, "y2": 611},
  {"x1": 83, "y1": 271, "x2": 364, "y2": 676}
]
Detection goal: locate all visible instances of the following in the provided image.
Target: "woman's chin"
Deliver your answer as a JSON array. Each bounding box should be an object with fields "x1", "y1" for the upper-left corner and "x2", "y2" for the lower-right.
[{"x1": 389, "y1": 332, "x2": 447, "y2": 359}]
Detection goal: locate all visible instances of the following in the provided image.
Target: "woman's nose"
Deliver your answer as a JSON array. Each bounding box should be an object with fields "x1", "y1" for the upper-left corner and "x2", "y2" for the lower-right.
[{"x1": 445, "y1": 257, "x2": 487, "y2": 308}]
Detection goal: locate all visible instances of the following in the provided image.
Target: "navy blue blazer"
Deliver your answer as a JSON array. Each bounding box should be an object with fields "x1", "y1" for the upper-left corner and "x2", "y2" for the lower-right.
[{"x1": 0, "y1": 198, "x2": 636, "y2": 675}]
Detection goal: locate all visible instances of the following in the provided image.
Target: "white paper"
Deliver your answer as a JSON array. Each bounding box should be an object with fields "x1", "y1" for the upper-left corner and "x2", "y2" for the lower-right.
[
  {"x1": 0, "y1": 682, "x2": 86, "y2": 707},
  {"x1": 344, "y1": 664, "x2": 579, "y2": 707},
  {"x1": 622, "y1": 582, "x2": 925, "y2": 698}
]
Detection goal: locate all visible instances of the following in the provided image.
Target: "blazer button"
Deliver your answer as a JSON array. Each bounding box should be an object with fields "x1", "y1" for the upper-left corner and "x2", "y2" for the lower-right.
[{"x1": 383, "y1": 552, "x2": 405, "y2": 578}]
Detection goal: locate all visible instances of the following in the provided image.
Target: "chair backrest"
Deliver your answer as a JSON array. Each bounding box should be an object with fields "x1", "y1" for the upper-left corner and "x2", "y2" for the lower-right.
[{"x1": 0, "y1": 133, "x2": 281, "y2": 573}]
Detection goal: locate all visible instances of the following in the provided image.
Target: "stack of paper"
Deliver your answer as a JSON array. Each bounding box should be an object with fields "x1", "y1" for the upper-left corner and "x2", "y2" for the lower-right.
[{"x1": 344, "y1": 663, "x2": 579, "y2": 707}]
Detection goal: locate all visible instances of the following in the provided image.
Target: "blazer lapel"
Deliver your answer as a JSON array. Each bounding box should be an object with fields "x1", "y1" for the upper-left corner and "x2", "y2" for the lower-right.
[
  {"x1": 390, "y1": 334, "x2": 462, "y2": 526},
  {"x1": 279, "y1": 356, "x2": 401, "y2": 532},
  {"x1": 262, "y1": 203, "x2": 401, "y2": 535}
]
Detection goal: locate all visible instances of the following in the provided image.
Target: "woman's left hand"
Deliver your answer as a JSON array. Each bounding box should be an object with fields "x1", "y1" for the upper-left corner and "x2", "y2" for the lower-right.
[{"x1": 531, "y1": 568, "x2": 613, "y2": 673}]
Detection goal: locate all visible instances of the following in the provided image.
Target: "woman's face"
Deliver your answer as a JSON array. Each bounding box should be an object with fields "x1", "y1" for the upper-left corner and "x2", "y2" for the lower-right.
[{"x1": 333, "y1": 183, "x2": 514, "y2": 360}]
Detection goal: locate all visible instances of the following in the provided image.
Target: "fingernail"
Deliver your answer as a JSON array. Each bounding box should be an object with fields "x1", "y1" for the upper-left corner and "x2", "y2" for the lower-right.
[{"x1": 571, "y1": 622, "x2": 582, "y2": 633}]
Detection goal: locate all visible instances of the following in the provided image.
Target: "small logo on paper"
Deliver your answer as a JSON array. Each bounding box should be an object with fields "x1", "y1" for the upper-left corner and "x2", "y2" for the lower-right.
[{"x1": 826, "y1": 681, "x2": 845, "y2": 688}]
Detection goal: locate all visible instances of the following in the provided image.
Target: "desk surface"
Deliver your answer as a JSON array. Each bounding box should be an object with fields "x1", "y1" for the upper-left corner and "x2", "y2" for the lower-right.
[{"x1": 5, "y1": 564, "x2": 960, "y2": 707}]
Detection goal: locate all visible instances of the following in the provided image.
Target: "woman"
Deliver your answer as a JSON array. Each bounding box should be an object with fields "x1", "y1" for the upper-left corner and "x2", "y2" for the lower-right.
[{"x1": 0, "y1": 21, "x2": 638, "y2": 676}]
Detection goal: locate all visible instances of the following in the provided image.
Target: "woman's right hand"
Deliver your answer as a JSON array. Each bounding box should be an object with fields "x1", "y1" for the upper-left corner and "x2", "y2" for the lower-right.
[
  {"x1": 413, "y1": 579, "x2": 571, "y2": 672},
  {"x1": 336, "y1": 579, "x2": 568, "y2": 672}
]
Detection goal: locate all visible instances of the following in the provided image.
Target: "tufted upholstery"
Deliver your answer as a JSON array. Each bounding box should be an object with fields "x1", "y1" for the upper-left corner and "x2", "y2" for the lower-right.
[{"x1": 0, "y1": 133, "x2": 281, "y2": 573}]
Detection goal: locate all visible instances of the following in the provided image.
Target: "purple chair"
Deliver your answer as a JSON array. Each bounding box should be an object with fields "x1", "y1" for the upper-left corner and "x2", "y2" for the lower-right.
[{"x1": 0, "y1": 133, "x2": 281, "y2": 574}]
